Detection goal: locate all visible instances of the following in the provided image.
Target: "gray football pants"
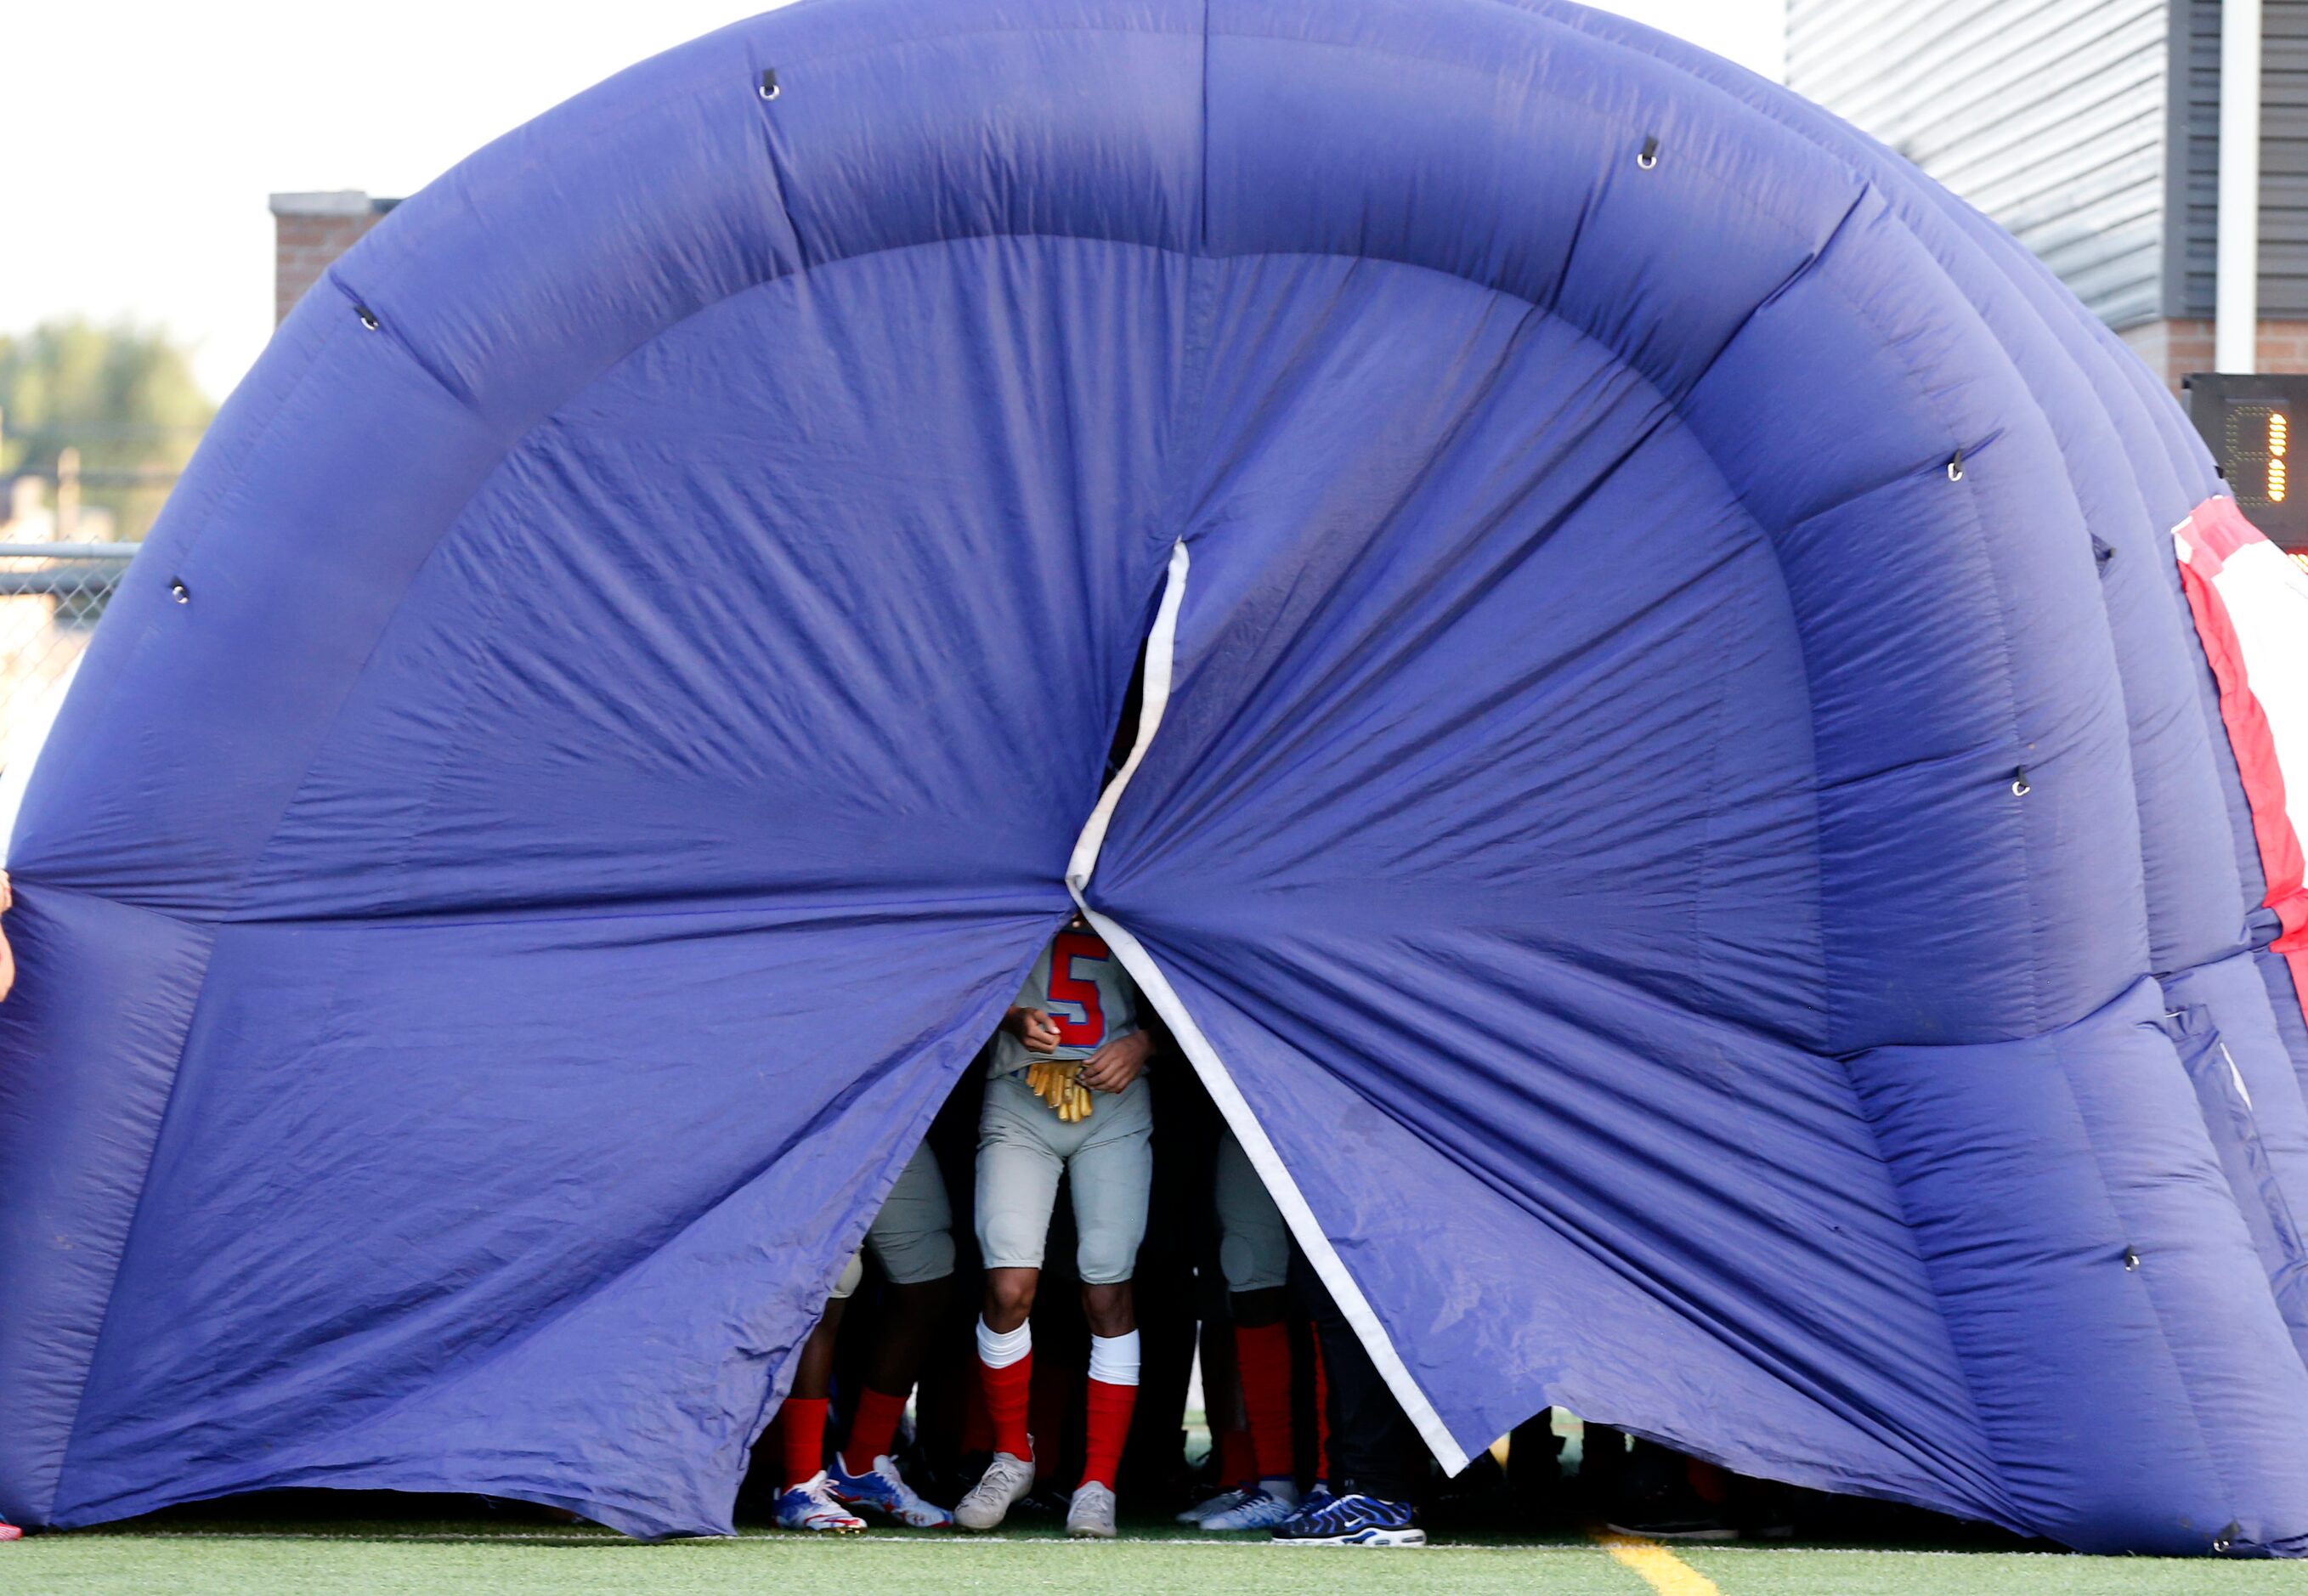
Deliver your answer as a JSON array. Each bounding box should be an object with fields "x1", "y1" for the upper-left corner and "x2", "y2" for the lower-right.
[
  {"x1": 974, "y1": 1067, "x2": 1152, "y2": 1286},
  {"x1": 830, "y1": 1140, "x2": 956, "y2": 1300},
  {"x1": 1215, "y1": 1123, "x2": 1290, "y2": 1295}
]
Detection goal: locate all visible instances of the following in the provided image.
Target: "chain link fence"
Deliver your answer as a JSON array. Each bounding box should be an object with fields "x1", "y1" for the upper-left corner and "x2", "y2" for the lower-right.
[{"x1": 0, "y1": 542, "x2": 137, "y2": 760}]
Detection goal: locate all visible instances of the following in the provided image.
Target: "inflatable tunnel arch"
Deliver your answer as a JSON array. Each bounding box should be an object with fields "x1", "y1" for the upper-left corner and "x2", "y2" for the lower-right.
[{"x1": 6, "y1": 0, "x2": 2308, "y2": 1554}]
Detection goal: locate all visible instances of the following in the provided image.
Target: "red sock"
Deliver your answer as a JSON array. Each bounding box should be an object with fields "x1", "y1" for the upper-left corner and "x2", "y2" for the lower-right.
[
  {"x1": 781, "y1": 1396, "x2": 828, "y2": 1490},
  {"x1": 981, "y1": 1351, "x2": 1035, "y2": 1461},
  {"x1": 1311, "y1": 1339, "x2": 1332, "y2": 1481},
  {"x1": 1689, "y1": 1458, "x2": 1728, "y2": 1506},
  {"x1": 842, "y1": 1385, "x2": 910, "y2": 1472},
  {"x1": 1235, "y1": 1322, "x2": 1295, "y2": 1482},
  {"x1": 1082, "y1": 1379, "x2": 1138, "y2": 1491},
  {"x1": 1217, "y1": 1424, "x2": 1258, "y2": 1486}
]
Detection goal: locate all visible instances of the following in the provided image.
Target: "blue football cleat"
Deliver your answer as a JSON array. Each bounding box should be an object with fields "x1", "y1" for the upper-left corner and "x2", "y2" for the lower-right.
[
  {"x1": 774, "y1": 1472, "x2": 867, "y2": 1533},
  {"x1": 1270, "y1": 1490, "x2": 1425, "y2": 1547},
  {"x1": 827, "y1": 1453, "x2": 953, "y2": 1528}
]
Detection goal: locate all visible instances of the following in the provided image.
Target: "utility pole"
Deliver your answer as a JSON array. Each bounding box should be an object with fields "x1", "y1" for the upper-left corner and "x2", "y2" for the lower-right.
[
  {"x1": 2217, "y1": 0, "x2": 2265, "y2": 373},
  {"x1": 55, "y1": 448, "x2": 80, "y2": 542}
]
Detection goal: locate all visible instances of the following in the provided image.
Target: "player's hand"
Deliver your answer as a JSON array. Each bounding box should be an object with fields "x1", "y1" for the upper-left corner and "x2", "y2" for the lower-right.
[
  {"x1": 1078, "y1": 1030, "x2": 1151, "y2": 1095},
  {"x1": 0, "y1": 871, "x2": 15, "y2": 914},
  {"x1": 1007, "y1": 1008, "x2": 1061, "y2": 1055}
]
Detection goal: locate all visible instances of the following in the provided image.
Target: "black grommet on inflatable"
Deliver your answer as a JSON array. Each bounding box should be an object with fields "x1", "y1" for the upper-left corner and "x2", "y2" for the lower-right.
[
  {"x1": 2092, "y1": 535, "x2": 2116, "y2": 569},
  {"x1": 1947, "y1": 448, "x2": 1965, "y2": 482},
  {"x1": 2123, "y1": 1247, "x2": 2141, "y2": 1271},
  {"x1": 355, "y1": 304, "x2": 379, "y2": 331},
  {"x1": 169, "y1": 578, "x2": 190, "y2": 605},
  {"x1": 2214, "y1": 1521, "x2": 2239, "y2": 1554},
  {"x1": 2011, "y1": 767, "x2": 2030, "y2": 797},
  {"x1": 1637, "y1": 135, "x2": 1659, "y2": 170},
  {"x1": 759, "y1": 68, "x2": 780, "y2": 100}
]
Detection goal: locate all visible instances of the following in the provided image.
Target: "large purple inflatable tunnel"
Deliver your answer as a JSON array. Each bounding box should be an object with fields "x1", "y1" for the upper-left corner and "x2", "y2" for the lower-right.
[{"x1": 6, "y1": 0, "x2": 2308, "y2": 1554}]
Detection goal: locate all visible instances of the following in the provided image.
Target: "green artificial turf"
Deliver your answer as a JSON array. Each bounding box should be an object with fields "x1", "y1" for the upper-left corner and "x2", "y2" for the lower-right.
[
  {"x1": 6, "y1": 1520, "x2": 2306, "y2": 1596},
  {"x1": 1677, "y1": 1545, "x2": 2308, "y2": 1595},
  {"x1": 2, "y1": 1528, "x2": 1614, "y2": 1596}
]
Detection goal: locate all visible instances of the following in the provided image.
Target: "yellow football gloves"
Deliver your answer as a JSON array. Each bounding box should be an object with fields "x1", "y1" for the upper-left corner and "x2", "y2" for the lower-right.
[{"x1": 1026, "y1": 1059, "x2": 1094, "y2": 1123}]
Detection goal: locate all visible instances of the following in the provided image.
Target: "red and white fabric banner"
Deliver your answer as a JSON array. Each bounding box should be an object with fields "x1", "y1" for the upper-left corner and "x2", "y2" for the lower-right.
[{"x1": 2174, "y1": 496, "x2": 2308, "y2": 1027}]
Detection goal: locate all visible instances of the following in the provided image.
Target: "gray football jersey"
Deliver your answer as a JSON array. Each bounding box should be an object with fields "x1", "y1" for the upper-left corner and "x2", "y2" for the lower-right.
[{"x1": 989, "y1": 926, "x2": 1142, "y2": 1075}]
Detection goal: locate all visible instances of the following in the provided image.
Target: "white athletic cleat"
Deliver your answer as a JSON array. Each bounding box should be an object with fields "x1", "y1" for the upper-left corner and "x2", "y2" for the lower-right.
[
  {"x1": 1200, "y1": 1480, "x2": 1303, "y2": 1531},
  {"x1": 953, "y1": 1450, "x2": 1036, "y2": 1531},
  {"x1": 1175, "y1": 1486, "x2": 1253, "y2": 1525},
  {"x1": 773, "y1": 1471, "x2": 867, "y2": 1533},
  {"x1": 1066, "y1": 1480, "x2": 1118, "y2": 1538}
]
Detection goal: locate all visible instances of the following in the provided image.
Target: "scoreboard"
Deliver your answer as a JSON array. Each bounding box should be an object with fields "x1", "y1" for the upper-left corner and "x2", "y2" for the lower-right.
[{"x1": 2184, "y1": 373, "x2": 2308, "y2": 548}]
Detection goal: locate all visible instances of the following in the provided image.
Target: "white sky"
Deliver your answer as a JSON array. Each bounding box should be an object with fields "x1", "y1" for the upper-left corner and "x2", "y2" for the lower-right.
[{"x1": 2, "y1": 1, "x2": 1784, "y2": 402}]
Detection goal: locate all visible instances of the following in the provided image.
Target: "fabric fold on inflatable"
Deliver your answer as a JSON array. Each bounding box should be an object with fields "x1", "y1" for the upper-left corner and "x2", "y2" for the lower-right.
[{"x1": 0, "y1": 888, "x2": 212, "y2": 1526}]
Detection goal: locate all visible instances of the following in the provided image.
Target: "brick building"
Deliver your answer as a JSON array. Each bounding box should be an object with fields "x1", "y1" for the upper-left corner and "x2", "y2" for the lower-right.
[{"x1": 269, "y1": 191, "x2": 399, "y2": 325}]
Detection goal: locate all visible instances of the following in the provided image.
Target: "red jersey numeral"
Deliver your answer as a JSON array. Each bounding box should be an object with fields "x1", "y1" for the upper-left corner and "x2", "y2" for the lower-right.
[{"x1": 1046, "y1": 929, "x2": 1111, "y2": 1046}]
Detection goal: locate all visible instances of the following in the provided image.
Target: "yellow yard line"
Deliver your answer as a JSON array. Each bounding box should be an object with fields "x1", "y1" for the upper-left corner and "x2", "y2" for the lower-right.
[{"x1": 1593, "y1": 1530, "x2": 1724, "y2": 1596}]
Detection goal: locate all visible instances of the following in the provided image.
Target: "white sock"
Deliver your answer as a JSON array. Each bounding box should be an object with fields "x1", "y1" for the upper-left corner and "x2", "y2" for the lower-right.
[
  {"x1": 976, "y1": 1316, "x2": 1032, "y2": 1370},
  {"x1": 1088, "y1": 1329, "x2": 1141, "y2": 1386}
]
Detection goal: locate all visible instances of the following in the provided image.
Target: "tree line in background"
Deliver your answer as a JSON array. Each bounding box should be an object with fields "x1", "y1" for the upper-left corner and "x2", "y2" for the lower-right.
[{"x1": 0, "y1": 320, "x2": 214, "y2": 544}]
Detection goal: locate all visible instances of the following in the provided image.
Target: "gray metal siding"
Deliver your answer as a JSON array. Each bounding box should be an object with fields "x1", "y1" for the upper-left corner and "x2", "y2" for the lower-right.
[
  {"x1": 2175, "y1": 0, "x2": 2308, "y2": 318},
  {"x1": 1789, "y1": 0, "x2": 2169, "y2": 328}
]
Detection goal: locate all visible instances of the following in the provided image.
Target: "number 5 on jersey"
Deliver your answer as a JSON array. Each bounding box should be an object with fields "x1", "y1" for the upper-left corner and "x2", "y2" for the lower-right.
[{"x1": 1045, "y1": 929, "x2": 1112, "y2": 1046}]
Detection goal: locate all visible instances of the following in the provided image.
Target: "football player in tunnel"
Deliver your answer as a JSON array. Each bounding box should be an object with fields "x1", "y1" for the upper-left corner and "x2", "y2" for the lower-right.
[
  {"x1": 953, "y1": 915, "x2": 1155, "y2": 1539},
  {"x1": 771, "y1": 1144, "x2": 958, "y2": 1532}
]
